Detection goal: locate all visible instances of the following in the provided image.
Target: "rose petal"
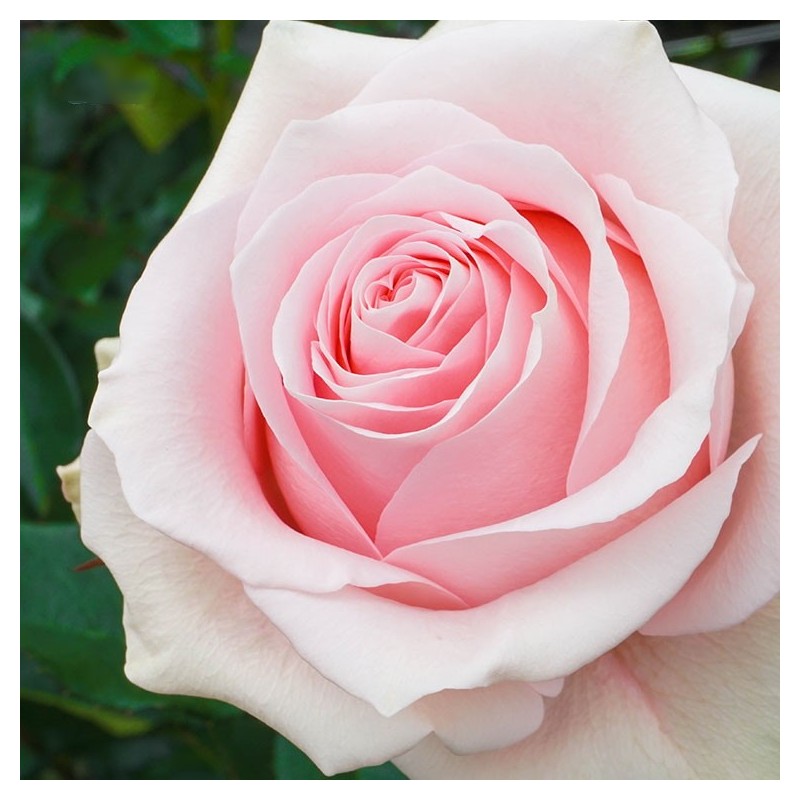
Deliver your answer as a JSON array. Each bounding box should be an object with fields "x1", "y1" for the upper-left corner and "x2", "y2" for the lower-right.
[
  {"x1": 421, "y1": 21, "x2": 490, "y2": 40},
  {"x1": 385, "y1": 445, "x2": 710, "y2": 606},
  {"x1": 400, "y1": 139, "x2": 630, "y2": 478},
  {"x1": 247, "y1": 438, "x2": 757, "y2": 716},
  {"x1": 354, "y1": 21, "x2": 737, "y2": 251},
  {"x1": 413, "y1": 682, "x2": 546, "y2": 756},
  {"x1": 566, "y1": 238, "x2": 669, "y2": 492},
  {"x1": 641, "y1": 67, "x2": 779, "y2": 634},
  {"x1": 394, "y1": 598, "x2": 778, "y2": 778},
  {"x1": 237, "y1": 99, "x2": 504, "y2": 247},
  {"x1": 79, "y1": 432, "x2": 434, "y2": 776},
  {"x1": 389, "y1": 177, "x2": 744, "y2": 591},
  {"x1": 80, "y1": 434, "x2": 559, "y2": 768},
  {"x1": 242, "y1": 167, "x2": 555, "y2": 538},
  {"x1": 375, "y1": 273, "x2": 585, "y2": 549}
]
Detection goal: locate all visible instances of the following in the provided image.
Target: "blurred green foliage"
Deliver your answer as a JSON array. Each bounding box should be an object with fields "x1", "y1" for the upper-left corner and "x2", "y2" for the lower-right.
[{"x1": 20, "y1": 20, "x2": 778, "y2": 780}]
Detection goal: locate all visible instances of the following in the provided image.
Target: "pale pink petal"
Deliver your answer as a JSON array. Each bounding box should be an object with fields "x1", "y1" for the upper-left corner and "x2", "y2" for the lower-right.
[
  {"x1": 357, "y1": 261, "x2": 442, "y2": 341},
  {"x1": 376, "y1": 276, "x2": 585, "y2": 549},
  {"x1": 272, "y1": 218, "x2": 456, "y2": 399},
  {"x1": 385, "y1": 446, "x2": 710, "y2": 606},
  {"x1": 566, "y1": 239, "x2": 670, "y2": 492},
  {"x1": 233, "y1": 176, "x2": 399, "y2": 552},
  {"x1": 238, "y1": 169, "x2": 518, "y2": 459},
  {"x1": 237, "y1": 99, "x2": 504, "y2": 246},
  {"x1": 382, "y1": 178, "x2": 739, "y2": 577},
  {"x1": 355, "y1": 21, "x2": 737, "y2": 251},
  {"x1": 395, "y1": 598, "x2": 778, "y2": 778},
  {"x1": 291, "y1": 255, "x2": 548, "y2": 541},
  {"x1": 642, "y1": 67, "x2": 779, "y2": 634},
  {"x1": 709, "y1": 354, "x2": 735, "y2": 469},
  {"x1": 185, "y1": 21, "x2": 413, "y2": 217},
  {"x1": 421, "y1": 20, "x2": 491, "y2": 40},
  {"x1": 248, "y1": 438, "x2": 756, "y2": 716},
  {"x1": 400, "y1": 140, "x2": 631, "y2": 496},
  {"x1": 304, "y1": 321, "x2": 484, "y2": 414},
  {"x1": 79, "y1": 432, "x2": 435, "y2": 776},
  {"x1": 412, "y1": 682, "x2": 545, "y2": 755},
  {"x1": 382, "y1": 218, "x2": 735, "y2": 580},
  {"x1": 244, "y1": 168, "x2": 551, "y2": 538},
  {"x1": 411, "y1": 242, "x2": 510, "y2": 356}
]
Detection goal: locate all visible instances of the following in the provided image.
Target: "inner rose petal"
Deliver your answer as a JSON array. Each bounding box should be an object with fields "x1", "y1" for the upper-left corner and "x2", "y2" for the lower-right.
[
  {"x1": 356, "y1": 259, "x2": 444, "y2": 341},
  {"x1": 266, "y1": 174, "x2": 557, "y2": 536},
  {"x1": 289, "y1": 260, "x2": 549, "y2": 537},
  {"x1": 240, "y1": 167, "x2": 597, "y2": 547},
  {"x1": 310, "y1": 319, "x2": 487, "y2": 412}
]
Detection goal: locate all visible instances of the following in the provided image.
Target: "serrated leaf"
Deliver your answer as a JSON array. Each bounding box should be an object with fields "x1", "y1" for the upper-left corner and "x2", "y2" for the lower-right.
[{"x1": 20, "y1": 319, "x2": 83, "y2": 516}]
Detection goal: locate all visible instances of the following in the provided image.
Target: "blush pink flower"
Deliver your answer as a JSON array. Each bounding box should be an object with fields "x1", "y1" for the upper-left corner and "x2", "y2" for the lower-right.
[{"x1": 73, "y1": 21, "x2": 778, "y2": 778}]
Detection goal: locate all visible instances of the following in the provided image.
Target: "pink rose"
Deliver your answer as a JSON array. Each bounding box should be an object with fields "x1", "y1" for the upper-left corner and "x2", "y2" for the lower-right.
[{"x1": 74, "y1": 21, "x2": 778, "y2": 778}]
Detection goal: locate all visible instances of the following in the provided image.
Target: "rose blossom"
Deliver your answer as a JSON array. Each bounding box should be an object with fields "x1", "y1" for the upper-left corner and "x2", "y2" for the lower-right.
[{"x1": 66, "y1": 21, "x2": 778, "y2": 778}]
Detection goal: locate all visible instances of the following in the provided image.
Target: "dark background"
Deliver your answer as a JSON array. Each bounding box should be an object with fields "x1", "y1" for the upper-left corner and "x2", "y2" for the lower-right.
[{"x1": 20, "y1": 20, "x2": 779, "y2": 779}]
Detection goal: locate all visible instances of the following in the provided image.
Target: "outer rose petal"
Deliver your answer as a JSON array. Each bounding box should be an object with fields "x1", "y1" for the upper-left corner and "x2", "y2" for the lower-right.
[
  {"x1": 394, "y1": 597, "x2": 778, "y2": 778},
  {"x1": 79, "y1": 432, "x2": 433, "y2": 776},
  {"x1": 248, "y1": 437, "x2": 756, "y2": 717},
  {"x1": 354, "y1": 21, "x2": 737, "y2": 252},
  {"x1": 642, "y1": 67, "x2": 779, "y2": 635},
  {"x1": 79, "y1": 433, "x2": 559, "y2": 768}
]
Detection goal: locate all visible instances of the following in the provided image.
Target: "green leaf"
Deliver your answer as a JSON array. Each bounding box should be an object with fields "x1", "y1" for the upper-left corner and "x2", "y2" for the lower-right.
[
  {"x1": 20, "y1": 167, "x2": 54, "y2": 247},
  {"x1": 21, "y1": 28, "x2": 94, "y2": 167},
  {"x1": 198, "y1": 713, "x2": 278, "y2": 779},
  {"x1": 115, "y1": 21, "x2": 203, "y2": 54},
  {"x1": 20, "y1": 520, "x2": 161, "y2": 708},
  {"x1": 20, "y1": 319, "x2": 83, "y2": 516},
  {"x1": 20, "y1": 742, "x2": 41, "y2": 779},
  {"x1": 211, "y1": 50, "x2": 251, "y2": 79},
  {"x1": 48, "y1": 224, "x2": 132, "y2": 301},
  {"x1": 55, "y1": 34, "x2": 135, "y2": 83},
  {"x1": 115, "y1": 59, "x2": 203, "y2": 152},
  {"x1": 21, "y1": 522, "x2": 123, "y2": 635},
  {"x1": 20, "y1": 286, "x2": 50, "y2": 324},
  {"x1": 273, "y1": 736, "x2": 328, "y2": 779},
  {"x1": 21, "y1": 688, "x2": 154, "y2": 737},
  {"x1": 21, "y1": 698, "x2": 182, "y2": 779},
  {"x1": 57, "y1": 43, "x2": 205, "y2": 153},
  {"x1": 21, "y1": 522, "x2": 244, "y2": 722}
]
